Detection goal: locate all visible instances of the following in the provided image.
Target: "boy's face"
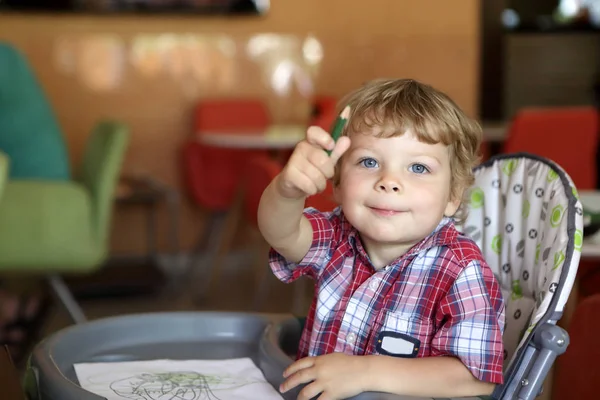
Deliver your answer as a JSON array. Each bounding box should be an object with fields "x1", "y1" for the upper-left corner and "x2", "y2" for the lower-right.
[{"x1": 334, "y1": 127, "x2": 461, "y2": 258}]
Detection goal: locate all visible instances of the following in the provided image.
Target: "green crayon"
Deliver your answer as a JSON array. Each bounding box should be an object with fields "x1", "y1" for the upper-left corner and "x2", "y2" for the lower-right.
[{"x1": 327, "y1": 105, "x2": 350, "y2": 156}]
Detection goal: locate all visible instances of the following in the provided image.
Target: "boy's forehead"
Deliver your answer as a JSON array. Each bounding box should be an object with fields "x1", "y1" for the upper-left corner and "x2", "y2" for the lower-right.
[
  {"x1": 348, "y1": 109, "x2": 452, "y2": 146},
  {"x1": 348, "y1": 120, "x2": 406, "y2": 137},
  {"x1": 348, "y1": 124, "x2": 446, "y2": 146}
]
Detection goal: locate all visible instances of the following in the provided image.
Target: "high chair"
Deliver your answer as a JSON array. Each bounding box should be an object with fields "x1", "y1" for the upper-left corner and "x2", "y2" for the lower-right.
[{"x1": 459, "y1": 153, "x2": 582, "y2": 399}]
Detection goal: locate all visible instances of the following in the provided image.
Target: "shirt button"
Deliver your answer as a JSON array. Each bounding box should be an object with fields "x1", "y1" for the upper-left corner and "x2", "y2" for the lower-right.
[
  {"x1": 369, "y1": 278, "x2": 380, "y2": 290},
  {"x1": 346, "y1": 332, "x2": 357, "y2": 345}
]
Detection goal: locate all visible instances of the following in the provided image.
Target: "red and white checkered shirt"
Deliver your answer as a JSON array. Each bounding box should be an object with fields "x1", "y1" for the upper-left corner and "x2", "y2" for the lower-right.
[{"x1": 270, "y1": 207, "x2": 506, "y2": 384}]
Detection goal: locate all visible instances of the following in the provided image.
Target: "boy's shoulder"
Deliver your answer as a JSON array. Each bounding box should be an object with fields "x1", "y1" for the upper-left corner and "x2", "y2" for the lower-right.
[
  {"x1": 448, "y1": 231, "x2": 487, "y2": 263},
  {"x1": 433, "y1": 224, "x2": 490, "y2": 277}
]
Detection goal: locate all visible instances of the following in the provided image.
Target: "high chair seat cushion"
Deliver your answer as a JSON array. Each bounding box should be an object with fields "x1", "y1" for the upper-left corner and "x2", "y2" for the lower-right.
[{"x1": 462, "y1": 154, "x2": 581, "y2": 371}]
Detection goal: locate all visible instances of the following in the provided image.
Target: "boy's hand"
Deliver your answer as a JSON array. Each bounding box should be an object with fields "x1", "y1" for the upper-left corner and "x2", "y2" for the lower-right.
[
  {"x1": 279, "y1": 353, "x2": 368, "y2": 400},
  {"x1": 277, "y1": 126, "x2": 350, "y2": 200}
]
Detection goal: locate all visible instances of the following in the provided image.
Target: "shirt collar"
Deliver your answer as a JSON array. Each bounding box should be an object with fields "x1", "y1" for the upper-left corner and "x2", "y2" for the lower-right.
[{"x1": 338, "y1": 209, "x2": 458, "y2": 268}]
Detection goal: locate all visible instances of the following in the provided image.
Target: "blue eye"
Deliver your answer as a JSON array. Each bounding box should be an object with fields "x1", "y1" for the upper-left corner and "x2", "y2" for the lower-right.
[
  {"x1": 359, "y1": 158, "x2": 379, "y2": 168},
  {"x1": 410, "y1": 163, "x2": 429, "y2": 174}
]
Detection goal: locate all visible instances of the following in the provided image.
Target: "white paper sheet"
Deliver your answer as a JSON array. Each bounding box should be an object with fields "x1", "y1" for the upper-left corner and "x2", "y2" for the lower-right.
[{"x1": 74, "y1": 358, "x2": 284, "y2": 400}]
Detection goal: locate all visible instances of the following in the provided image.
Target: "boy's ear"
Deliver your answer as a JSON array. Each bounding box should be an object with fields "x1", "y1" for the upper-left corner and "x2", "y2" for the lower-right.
[{"x1": 444, "y1": 190, "x2": 463, "y2": 217}]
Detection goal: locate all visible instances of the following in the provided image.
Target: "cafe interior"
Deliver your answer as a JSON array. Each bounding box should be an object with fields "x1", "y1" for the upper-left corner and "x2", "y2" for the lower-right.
[{"x1": 0, "y1": 0, "x2": 599, "y2": 399}]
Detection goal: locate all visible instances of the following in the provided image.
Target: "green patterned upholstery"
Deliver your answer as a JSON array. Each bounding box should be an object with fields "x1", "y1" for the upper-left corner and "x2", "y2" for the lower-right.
[{"x1": 460, "y1": 153, "x2": 582, "y2": 399}]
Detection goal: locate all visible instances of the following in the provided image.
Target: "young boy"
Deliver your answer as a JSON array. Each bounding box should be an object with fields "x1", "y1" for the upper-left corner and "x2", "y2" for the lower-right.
[{"x1": 258, "y1": 79, "x2": 505, "y2": 399}]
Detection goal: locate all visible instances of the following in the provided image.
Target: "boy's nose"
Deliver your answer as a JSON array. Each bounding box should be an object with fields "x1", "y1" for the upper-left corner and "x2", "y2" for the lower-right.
[{"x1": 377, "y1": 177, "x2": 402, "y2": 193}]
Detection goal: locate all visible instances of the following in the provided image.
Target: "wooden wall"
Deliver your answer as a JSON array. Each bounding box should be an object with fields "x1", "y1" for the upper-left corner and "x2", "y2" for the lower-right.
[{"x1": 0, "y1": 0, "x2": 480, "y2": 257}]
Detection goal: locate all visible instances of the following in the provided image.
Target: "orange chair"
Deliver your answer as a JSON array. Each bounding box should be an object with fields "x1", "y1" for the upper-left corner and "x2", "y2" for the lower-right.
[{"x1": 502, "y1": 107, "x2": 599, "y2": 190}]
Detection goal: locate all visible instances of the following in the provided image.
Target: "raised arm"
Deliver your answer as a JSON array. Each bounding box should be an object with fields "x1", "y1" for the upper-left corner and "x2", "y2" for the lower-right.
[{"x1": 257, "y1": 126, "x2": 349, "y2": 263}]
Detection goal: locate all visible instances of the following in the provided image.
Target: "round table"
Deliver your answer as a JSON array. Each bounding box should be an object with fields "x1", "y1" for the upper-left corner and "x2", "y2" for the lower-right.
[{"x1": 196, "y1": 124, "x2": 306, "y2": 149}]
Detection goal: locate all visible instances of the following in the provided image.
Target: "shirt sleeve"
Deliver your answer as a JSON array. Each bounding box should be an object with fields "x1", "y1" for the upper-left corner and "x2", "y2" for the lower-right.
[
  {"x1": 269, "y1": 207, "x2": 340, "y2": 283},
  {"x1": 431, "y1": 260, "x2": 506, "y2": 384}
]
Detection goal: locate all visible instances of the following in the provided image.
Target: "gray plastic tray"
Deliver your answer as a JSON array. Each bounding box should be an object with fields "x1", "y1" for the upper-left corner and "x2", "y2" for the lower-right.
[
  {"x1": 25, "y1": 311, "x2": 481, "y2": 400},
  {"x1": 25, "y1": 312, "x2": 300, "y2": 400}
]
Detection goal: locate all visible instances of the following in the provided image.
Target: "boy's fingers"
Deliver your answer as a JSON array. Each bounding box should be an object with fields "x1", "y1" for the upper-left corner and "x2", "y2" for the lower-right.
[
  {"x1": 328, "y1": 136, "x2": 351, "y2": 164},
  {"x1": 306, "y1": 126, "x2": 335, "y2": 151},
  {"x1": 298, "y1": 164, "x2": 327, "y2": 193},
  {"x1": 283, "y1": 357, "x2": 315, "y2": 378},
  {"x1": 287, "y1": 167, "x2": 319, "y2": 196},
  {"x1": 306, "y1": 148, "x2": 335, "y2": 179}
]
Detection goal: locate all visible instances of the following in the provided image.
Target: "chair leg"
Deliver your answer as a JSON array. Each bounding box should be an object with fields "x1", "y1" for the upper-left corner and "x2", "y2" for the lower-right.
[
  {"x1": 173, "y1": 211, "x2": 226, "y2": 295},
  {"x1": 203, "y1": 189, "x2": 244, "y2": 301},
  {"x1": 193, "y1": 212, "x2": 230, "y2": 298},
  {"x1": 47, "y1": 274, "x2": 87, "y2": 325}
]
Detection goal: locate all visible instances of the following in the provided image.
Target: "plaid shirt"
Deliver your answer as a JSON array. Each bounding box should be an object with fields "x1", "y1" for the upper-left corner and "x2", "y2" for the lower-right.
[{"x1": 270, "y1": 207, "x2": 506, "y2": 384}]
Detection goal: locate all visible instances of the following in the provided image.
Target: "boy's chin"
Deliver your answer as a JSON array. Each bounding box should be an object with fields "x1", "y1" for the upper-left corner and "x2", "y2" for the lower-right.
[{"x1": 359, "y1": 229, "x2": 417, "y2": 246}]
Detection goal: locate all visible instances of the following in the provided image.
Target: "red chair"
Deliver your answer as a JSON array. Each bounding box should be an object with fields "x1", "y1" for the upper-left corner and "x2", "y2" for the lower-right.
[
  {"x1": 305, "y1": 181, "x2": 337, "y2": 211},
  {"x1": 241, "y1": 155, "x2": 283, "y2": 310},
  {"x1": 502, "y1": 107, "x2": 600, "y2": 399},
  {"x1": 195, "y1": 98, "x2": 270, "y2": 133},
  {"x1": 180, "y1": 141, "x2": 253, "y2": 298},
  {"x1": 180, "y1": 98, "x2": 272, "y2": 298},
  {"x1": 552, "y1": 293, "x2": 600, "y2": 399},
  {"x1": 312, "y1": 95, "x2": 338, "y2": 119},
  {"x1": 479, "y1": 141, "x2": 491, "y2": 163},
  {"x1": 502, "y1": 107, "x2": 599, "y2": 190}
]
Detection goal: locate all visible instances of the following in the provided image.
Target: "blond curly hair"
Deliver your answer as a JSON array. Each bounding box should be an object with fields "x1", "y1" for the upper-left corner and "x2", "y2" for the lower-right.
[{"x1": 331, "y1": 78, "x2": 482, "y2": 224}]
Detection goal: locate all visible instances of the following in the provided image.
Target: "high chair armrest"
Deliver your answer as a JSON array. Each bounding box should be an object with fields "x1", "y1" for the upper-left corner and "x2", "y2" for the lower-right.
[{"x1": 517, "y1": 323, "x2": 569, "y2": 400}]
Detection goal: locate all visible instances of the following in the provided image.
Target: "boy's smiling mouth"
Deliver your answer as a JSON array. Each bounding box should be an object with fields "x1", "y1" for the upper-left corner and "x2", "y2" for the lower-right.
[{"x1": 368, "y1": 206, "x2": 405, "y2": 217}]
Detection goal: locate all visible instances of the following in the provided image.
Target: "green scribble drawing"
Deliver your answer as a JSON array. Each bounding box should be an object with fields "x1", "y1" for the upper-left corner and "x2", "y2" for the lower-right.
[{"x1": 109, "y1": 371, "x2": 259, "y2": 400}]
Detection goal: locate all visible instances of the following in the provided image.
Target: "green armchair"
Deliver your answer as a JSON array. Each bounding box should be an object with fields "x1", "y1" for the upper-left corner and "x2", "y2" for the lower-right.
[{"x1": 0, "y1": 42, "x2": 129, "y2": 324}]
